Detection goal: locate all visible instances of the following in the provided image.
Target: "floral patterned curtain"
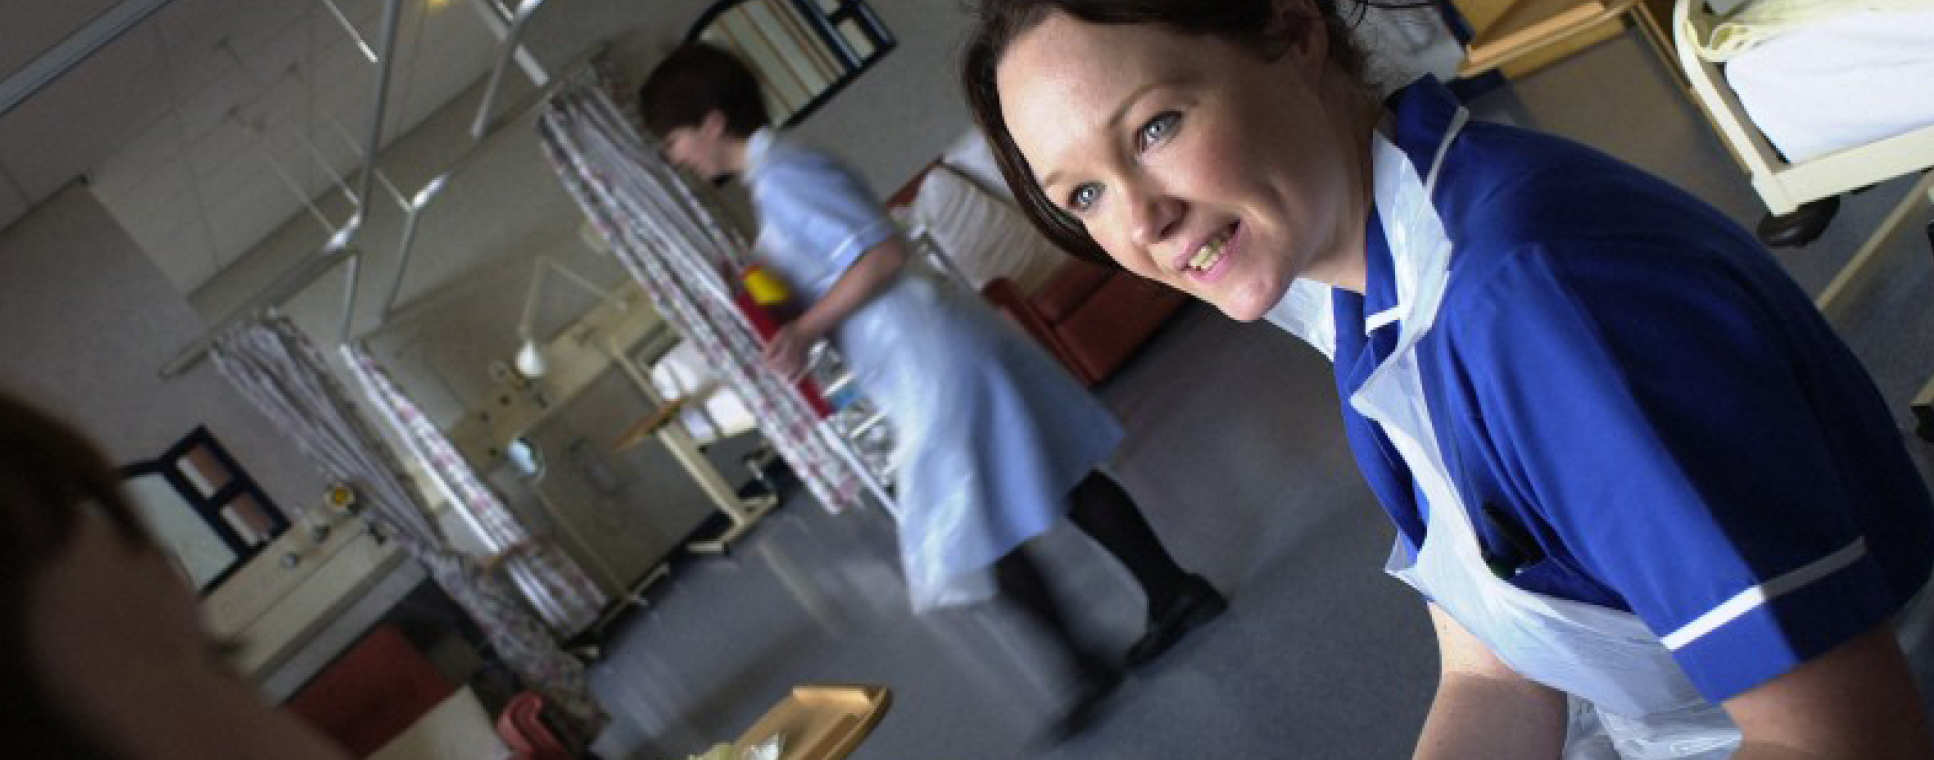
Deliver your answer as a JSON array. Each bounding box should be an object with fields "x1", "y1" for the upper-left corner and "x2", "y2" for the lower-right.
[
  {"x1": 209, "y1": 315, "x2": 605, "y2": 734},
  {"x1": 340, "y1": 343, "x2": 607, "y2": 637},
  {"x1": 536, "y1": 68, "x2": 868, "y2": 514}
]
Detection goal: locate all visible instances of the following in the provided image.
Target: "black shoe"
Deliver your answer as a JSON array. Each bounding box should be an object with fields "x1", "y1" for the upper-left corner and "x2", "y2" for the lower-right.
[
  {"x1": 1040, "y1": 665, "x2": 1123, "y2": 744},
  {"x1": 1915, "y1": 399, "x2": 1934, "y2": 445},
  {"x1": 1124, "y1": 574, "x2": 1227, "y2": 668},
  {"x1": 1755, "y1": 196, "x2": 1840, "y2": 248}
]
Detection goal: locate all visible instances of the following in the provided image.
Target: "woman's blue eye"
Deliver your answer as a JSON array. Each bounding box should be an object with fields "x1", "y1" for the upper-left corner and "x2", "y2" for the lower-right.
[
  {"x1": 1068, "y1": 183, "x2": 1101, "y2": 212},
  {"x1": 1137, "y1": 111, "x2": 1181, "y2": 151}
]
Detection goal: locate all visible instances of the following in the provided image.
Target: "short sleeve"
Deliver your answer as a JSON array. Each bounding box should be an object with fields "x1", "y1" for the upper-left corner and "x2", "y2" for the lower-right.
[
  {"x1": 754, "y1": 160, "x2": 896, "y2": 271},
  {"x1": 1443, "y1": 242, "x2": 1923, "y2": 703}
]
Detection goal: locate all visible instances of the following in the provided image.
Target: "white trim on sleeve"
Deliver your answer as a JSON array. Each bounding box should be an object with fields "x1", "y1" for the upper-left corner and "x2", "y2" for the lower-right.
[
  {"x1": 828, "y1": 218, "x2": 897, "y2": 268},
  {"x1": 1365, "y1": 307, "x2": 1403, "y2": 333},
  {"x1": 1660, "y1": 537, "x2": 1869, "y2": 651}
]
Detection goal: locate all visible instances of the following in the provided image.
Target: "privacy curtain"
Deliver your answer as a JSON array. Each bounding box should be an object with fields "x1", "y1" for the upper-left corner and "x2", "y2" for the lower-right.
[
  {"x1": 536, "y1": 71, "x2": 867, "y2": 514},
  {"x1": 209, "y1": 315, "x2": 605, "y2": 732},
  {"x1": 340, "y1": 343, "x2": 607, "y2": 638}
]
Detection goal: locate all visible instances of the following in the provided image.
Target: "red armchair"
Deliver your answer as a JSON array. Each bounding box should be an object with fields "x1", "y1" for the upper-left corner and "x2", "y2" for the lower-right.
[
  {"x1": 283, "y1": 624, "x2": 455, "y2": 757},
  {"x1": 888, "y1": 160, "x2": 1187, "y2": 386},
  {"x1": 980, "y1": 258, "x2": 1187, "y2": 386}
]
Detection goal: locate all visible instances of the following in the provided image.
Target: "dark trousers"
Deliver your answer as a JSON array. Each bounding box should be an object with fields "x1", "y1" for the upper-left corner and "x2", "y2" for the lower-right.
[{"x1": 991, "y1": 471, "x2": 1188, "y2": 670}]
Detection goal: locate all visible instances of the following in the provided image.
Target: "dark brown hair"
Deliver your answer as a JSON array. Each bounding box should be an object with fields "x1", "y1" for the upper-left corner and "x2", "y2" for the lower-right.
[
  {"x1": 961, "y1": 0, "x2": 1383, "y2": 263},
  {"x1": 639, "y1": 42, "x2": 773, "y2": 140},
  {"x1": 0, "y1": 391, "x2": 154, "y2": 758}
]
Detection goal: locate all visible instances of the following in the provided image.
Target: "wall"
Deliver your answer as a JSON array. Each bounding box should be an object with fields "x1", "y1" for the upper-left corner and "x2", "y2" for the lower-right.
[
  {"x1": 165, "y1": 0, "x2": 977, "y2": 602},
  {"x1": 183, "y1": 72, "x2": 574, "y2": 374},
  {"x1": 0, "y1": 0, "x2": 974, "y2": 702},
  {"x1": 190, "y1": 0, "x2": 976, "y2": 335},
  {"x1": 0, "y1": 183, "x2": 415, "y2": 694},
  {"x1": 786, "y1": 0, "x2": 978, "y2": 189},
  {"x1": 0, "y1": 184, "x2": 322, "y2": 508},
  {"x1": 529, "y1": 0, "x2": 977, "y2": 191},
  {"x1": 190, "y1": 0, "x2": 978, "y2": 372}
]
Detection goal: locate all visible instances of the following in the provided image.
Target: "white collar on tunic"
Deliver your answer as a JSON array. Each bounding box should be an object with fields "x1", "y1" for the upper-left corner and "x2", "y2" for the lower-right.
[
  {"x1": 1265, "y1": 112, "x2": 1466, "y2": 366},
  {"x1": 1265, "y1": 279, "x2": 1340, "y2": 361},
  {"x1": 743, "y1": 126, "x2": 778, "y2": 182}
]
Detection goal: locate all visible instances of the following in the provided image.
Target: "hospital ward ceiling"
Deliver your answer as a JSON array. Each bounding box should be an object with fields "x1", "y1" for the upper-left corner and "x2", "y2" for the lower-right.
[{"x1": 0, "y1": 0, "x2": 503, "y2": 291}]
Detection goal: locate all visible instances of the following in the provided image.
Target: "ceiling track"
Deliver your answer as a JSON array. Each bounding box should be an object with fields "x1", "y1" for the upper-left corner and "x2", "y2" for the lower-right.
[
  {"x1": 0, "y1": 0, "x2": 179, "y2": 120},
  {"x1": 158, "y1": 43, "x2": 608, "y2": 379}
]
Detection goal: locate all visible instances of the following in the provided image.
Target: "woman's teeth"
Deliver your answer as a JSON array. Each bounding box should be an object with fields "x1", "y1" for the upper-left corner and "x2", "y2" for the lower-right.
[{"x1": 1187, "y1": 230, "x2": 1232, "y2": 272}]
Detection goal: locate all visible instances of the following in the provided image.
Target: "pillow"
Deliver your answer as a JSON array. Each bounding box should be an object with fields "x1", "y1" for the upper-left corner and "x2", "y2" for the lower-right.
[
  {"x1": 939, "y1": 130, "x2": 1014, "y2": 200},
  {"x1": 650, "y1": 340, "x2": 757, "y2": 444},
  {"x1": 910, "y1": 163, "x2": 1066, "y2": 295}
]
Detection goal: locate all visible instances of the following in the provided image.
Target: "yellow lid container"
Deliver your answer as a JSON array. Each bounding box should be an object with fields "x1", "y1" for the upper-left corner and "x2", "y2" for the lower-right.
[{"x1": 742, "y1": 266, "x2": 792, "y2": 307}]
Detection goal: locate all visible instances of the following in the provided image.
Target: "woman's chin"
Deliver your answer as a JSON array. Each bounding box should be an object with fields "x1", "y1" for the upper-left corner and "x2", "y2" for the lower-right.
[{"x1": 1208, "y1": 273, "x2": 1292, "y2": 323}]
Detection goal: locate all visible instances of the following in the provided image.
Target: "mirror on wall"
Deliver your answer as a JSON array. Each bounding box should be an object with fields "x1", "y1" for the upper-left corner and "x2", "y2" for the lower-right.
[
  {"x1": 120, "y1": 427, "x2": 289, "y2": 594},
  {"x1": 688, "y1": 0, "x2": 895, "y2": 127}
]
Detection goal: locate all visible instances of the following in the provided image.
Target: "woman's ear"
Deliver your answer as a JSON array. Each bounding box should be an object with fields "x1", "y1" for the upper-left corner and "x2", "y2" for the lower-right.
[
  {"x1": 699, "y1": 109, "x2": 729, "y2": 140},
  {"x1": 1269, "y1": 0, "x2": 1330, "y2": 73}
]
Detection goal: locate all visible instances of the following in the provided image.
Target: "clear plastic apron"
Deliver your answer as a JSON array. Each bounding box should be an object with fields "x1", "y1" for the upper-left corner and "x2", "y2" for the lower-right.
[
  {"x1": 1360, "y1": 110, "x2": 1739, "y2": 758},
  {"x1": 1347, "y1": 103, "x2": 1934, "y2": 758},
  {"x1": 1276, "y1": 103, "x2": 1934, "y2": 760}
]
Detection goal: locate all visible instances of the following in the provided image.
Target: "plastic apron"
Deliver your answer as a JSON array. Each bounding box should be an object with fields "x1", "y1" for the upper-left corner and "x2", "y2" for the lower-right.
[
  {"x1": 1280, "y1": 110, "x2": 1741, "y2": 758},
  {"x1": 1264, "y1": 100, "x2": 1934, "y2": 759}
]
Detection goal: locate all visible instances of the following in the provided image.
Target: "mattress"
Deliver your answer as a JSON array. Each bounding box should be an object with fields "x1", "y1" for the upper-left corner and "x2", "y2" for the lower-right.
[{"x1": 1724, "y1": 9, "x2": 1934, "y2": 163}]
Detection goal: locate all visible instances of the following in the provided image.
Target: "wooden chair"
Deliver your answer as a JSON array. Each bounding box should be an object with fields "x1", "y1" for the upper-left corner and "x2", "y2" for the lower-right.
[
  {"x1": 731, "y1": 684, "x2": 892, "y2": 760},
  {"x1": 1671, "y1": 0, "x2": 1934, "y2": 439},
  {"x1": 1456, "y1": 0, "x2": 1645, "y2": 78}
]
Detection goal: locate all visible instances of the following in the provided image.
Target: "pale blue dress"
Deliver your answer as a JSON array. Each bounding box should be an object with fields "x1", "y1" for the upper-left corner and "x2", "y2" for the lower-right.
[{"x1": 744, "y1": 128, "x2": 1124, "y2": 611}]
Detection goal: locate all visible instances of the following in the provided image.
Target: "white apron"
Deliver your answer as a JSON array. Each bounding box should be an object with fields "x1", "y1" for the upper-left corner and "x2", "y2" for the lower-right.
[
  {"x1": 1272, "y1": 110, "x2": 1740, "y2": 758},
  {"x1": 1268, "y1": 105, "x2": 1934, "y2": 758}
]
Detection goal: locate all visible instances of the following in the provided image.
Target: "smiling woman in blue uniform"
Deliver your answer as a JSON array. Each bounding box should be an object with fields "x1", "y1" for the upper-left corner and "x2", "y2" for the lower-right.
[
  {"x1": 639, "y1": 44, "x2": 1227, "y2": 734},
  {"x1": 966, "y1": 0, "x2": 1934, "y2": 757}
]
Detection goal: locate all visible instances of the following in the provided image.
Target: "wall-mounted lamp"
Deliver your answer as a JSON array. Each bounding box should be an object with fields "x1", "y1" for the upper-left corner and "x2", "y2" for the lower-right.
[
  {"x1": 514, "y1": 339, "x2": 550, "y2": 379},
  {"x1": 514, "y1": 257, "x2": 624, "y2": 379}
]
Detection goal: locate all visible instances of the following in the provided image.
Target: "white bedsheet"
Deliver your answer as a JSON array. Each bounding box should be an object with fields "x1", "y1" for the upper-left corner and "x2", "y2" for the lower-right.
[
  {"x1": 1725, "y1": 9, "x2": 1934, "y2": 164},
  {"x1": 651, "y1": 340, "x2": 757, "y2": 445}
]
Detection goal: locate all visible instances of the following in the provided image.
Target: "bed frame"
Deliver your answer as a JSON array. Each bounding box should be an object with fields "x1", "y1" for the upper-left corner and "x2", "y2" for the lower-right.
[{"x1": 1672, "y1": 0, "x2": 1934, "y2": 440}]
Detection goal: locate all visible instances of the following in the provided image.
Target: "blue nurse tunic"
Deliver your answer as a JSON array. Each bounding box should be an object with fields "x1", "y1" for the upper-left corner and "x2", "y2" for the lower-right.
[{"x1": 1334, "y1": 78, "x2": 1934, "y2": 703}]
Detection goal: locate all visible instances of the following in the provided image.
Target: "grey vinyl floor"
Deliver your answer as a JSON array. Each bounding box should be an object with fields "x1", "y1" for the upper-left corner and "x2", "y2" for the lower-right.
[{"x1": 585, "y1": 30, "x2": 1934, "y2": 760}]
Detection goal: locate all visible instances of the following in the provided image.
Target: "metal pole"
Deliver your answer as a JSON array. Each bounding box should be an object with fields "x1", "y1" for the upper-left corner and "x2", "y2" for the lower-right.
[
  {"x1": 293, "y1": 125, "x2": 361, "y2": 207},
  {"x1": 468, "y1": 0, "x2": 550, "y2": 85},
  {"x1": 158, "y1": 249, "x2": 356, "y2": 378},
  {"x1": 315, "y1": 109, "x2": 408, "y2": 211},
  {"x1": 380, "y1": 210, "x2": 426, "y2": 320},
  {"x1": 0, "y1": 0, "x2": 177, "y2": 119},
  {"x1": 356, "y1": 0, "x2": 405, "y2": 224},
  {"x1": 160, "y1": 48, "x2": 605, "y2": 377},
  {"x1": 286, "y1": 62, "x2": 427, "y2": 211},
  {"x1": 470, "y1": 0, "x2": 549, "y2": 139},
  {"x1": 232, "y1": 112, "x2": 343, "y2": 233},
  {"x1": 371, "y1": 45, "x2": 602, "y2": 326},
  {"x1": 545, "y1": 257, "x2": 625, "y2": 304},
  {"x1": 315, "y1": 0, "x2": 379, "y2": 62},
  {"x1": 337, "y1": 251, "x2": 364, "y2": 344},
  {"x1": 377, "y1": 174, "x2": 447, "y2": 319}
]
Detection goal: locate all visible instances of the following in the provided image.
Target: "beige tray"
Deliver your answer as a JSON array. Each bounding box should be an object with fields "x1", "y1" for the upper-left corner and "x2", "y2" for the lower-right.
[{"x1": 731, "y1": 684, "x2": 893, "y2": 760}]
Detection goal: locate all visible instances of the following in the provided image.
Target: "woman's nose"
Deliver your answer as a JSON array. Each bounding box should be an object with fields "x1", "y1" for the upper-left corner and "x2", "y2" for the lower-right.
[
  {"x1": 663, "y1": 137, "x2": 690, "y2": 166},
  {"x1": 1128, "y1": 191, "x2": 1183, "y2": 250}
]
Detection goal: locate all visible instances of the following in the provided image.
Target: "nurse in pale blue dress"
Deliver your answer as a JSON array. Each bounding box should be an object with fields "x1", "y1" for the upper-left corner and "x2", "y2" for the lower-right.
[{"x1": 640, "y1": 43, "x2": 1226, "y2": 729}]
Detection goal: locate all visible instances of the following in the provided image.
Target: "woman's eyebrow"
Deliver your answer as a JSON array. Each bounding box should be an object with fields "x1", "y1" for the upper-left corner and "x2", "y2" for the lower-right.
[{"x1": 1036, "y1": 77, "x2": 1187, "y2": 190}]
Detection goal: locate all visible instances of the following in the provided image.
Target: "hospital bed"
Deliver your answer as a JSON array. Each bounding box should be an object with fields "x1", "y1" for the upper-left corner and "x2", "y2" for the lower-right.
[{"x1": 1672, "y1": 0, "x2": 1934, "y2": 441}]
